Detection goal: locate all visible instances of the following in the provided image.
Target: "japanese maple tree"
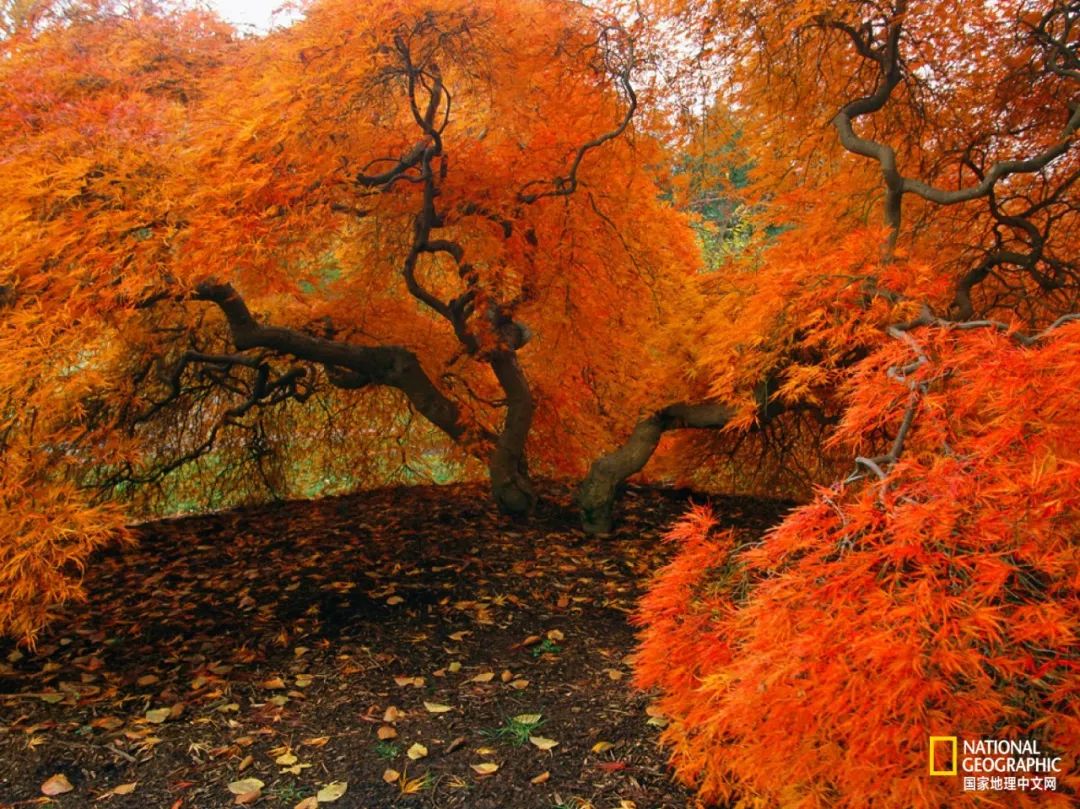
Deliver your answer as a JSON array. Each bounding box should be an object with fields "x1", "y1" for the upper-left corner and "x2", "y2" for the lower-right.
[
  {"x1": 632, "y1": 0, "x2": 1080, "y2": 806},
  {"x1": 0, "y1": 0, "x2": 700, "y2": 638}
]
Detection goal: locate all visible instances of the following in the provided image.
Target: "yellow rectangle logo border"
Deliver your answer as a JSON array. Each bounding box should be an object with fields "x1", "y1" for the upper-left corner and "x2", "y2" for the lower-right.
[{"x1": 929, "y1": 736, "x2": 958, "y2": 776}]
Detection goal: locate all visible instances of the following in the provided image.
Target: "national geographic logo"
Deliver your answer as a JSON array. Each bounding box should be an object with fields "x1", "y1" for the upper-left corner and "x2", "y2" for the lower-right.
[{"x1": 929, "y1": 735, "x2": 1063, "y2": 793}]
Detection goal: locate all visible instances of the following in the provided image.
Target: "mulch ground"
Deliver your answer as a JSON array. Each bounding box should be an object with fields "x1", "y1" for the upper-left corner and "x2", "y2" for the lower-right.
[{"x1": 0, "y1": 482, "x2": 791, "y2": 809}]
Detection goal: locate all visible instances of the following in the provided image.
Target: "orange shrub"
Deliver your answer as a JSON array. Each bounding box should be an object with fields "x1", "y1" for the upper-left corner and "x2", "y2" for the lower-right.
[{"x1": 635, "y1": 323, "x2": 1080, "y2": 808}]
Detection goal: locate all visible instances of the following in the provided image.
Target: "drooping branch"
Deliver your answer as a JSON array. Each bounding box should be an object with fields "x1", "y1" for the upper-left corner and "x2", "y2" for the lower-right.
[
  {"x1": 842, "y1": 306, "x2": 1080, "y2": 495},
  {"x1": 101, "y1": 345, "x2": 316, "y2": 494},
  {"x1": 518, "y1": 26, "x2": 638, "y2": 204},
  {"x1": 193, "y1": 280, "x2": 470, "y2": 444},
  {"x1": 951, "y1": 165, "x2": 1080, "y2": 318},
  {"x1": 824, "y1": 0, "x2": 1080, "y2": 263}
]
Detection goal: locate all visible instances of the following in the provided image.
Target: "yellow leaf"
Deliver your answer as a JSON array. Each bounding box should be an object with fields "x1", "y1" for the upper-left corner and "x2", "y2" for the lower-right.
[
  {"x1": 529, "y1": 736, "x2": 558, "y2": 750},
  {"x1": 227, "y1": 778, "x2": 264, "y2": 795},
  {"x1": 407, "y1": 743, "x2": 428, "y2": 760},
  {"x1": 470, "y1": 762, "x2": 499, "y2": 775},
  {"x1": 424, "y1": 701, "x2": 452, "y2": 713},
  {"x1": 315, "y1": 781, "x2": 348, "y2": 802}
]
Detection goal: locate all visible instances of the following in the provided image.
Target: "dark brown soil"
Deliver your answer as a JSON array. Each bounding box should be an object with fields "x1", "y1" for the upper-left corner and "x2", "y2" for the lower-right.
[{"x1": 0, "y1": 483, "x2": 791, "y2": 809}]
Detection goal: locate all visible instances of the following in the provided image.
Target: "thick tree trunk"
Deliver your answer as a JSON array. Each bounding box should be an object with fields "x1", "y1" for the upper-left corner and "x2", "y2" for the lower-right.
[
  {"x1": 578, "y1": 402, "x2": 736, "y2": 534},
  {"x1": 196, "y1": 280, "x2": 539, "y2": 514},
  {"x1": 487, "y1": 349, "x2": 537, "y2": 515}
]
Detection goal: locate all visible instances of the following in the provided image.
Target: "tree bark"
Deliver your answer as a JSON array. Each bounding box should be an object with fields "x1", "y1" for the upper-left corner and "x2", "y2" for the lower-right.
[
  {"x1": 195, "y1": 280, "x2": 542, "y2": 515},
  {"x1": 195, "y1": 280, "x2": 468, "y2": 441},
  {"x1": 578, "y1": 402, "x2": 736, "y2": 534},
  {"x1": 486, "y1": 349, "x2": 537, "y2": 515}
]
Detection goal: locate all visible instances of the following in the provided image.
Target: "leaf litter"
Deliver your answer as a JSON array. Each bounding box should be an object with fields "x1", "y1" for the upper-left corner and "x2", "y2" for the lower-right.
[{"x1": 0, "y1": 483, "x2": 789, "y2": 807}]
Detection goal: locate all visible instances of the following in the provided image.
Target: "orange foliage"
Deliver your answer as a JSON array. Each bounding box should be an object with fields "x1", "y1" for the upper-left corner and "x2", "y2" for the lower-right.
[
  {"x1": 637, "y1": 324, "x2": 1080, "y2": 808},
  {"x1": 0, "y1": 2, "x2": 231, "y2": 641},
  {"x1": 632, "y1": 0, "x2": 1080, "y2": 806},
  {"x1": 0, "y1": 0, "x2": 701, "y2": 639}
]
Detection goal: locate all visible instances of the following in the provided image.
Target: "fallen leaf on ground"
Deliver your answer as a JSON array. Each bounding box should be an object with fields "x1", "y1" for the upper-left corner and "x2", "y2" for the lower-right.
[
  {"x1": 591, "y1": 741, "x2": 615, "y2": 753},
  {"x1": 294, "y1": 798, "x2": 318, "y2": 809},
  {"x1": 596, "y1": 761, "x2": 629, "y2": 772},
  {"x1": 144, "y1": 708, "x2": 170, "y2": 724},
  {"x1": 470, "y1": 671, "x2": 494, "y2": 683},
  {"x1": 470, "y1": 762, "x2": 499, "y2": 775},
  {"x1": 41, "y1": 774, "x2": 74, "y2": 796},
  {"x1": 377, "y1": 725, "x2": 397, "y2": 740},
  {"x1": 227, "y1": 778, "x2": 265, "y2": 795},
  {"x1": 513, "y1": 713, "x2": 542, "y2": 724},
  {"x1": 424, "y1": 701, "x2": 452, "y2": 713},
  {"x1": 316, "y1": 781, "x2": 347, "y2": 802},
  {"x1": 529, "y1": 736, "x2": 558, "y2": 750},
  {"x1": 407, "y1": 742, "x2": 428, "y2": 759},
  {"x1": 382, "y1": 769, "x2": 400, "y2": 784},
  {"x1": 95, "y1": 781, "x2": 138, "y2": 801},
  {"x1": 530, "y1": 771, "x2": 550, "y2": 784}
]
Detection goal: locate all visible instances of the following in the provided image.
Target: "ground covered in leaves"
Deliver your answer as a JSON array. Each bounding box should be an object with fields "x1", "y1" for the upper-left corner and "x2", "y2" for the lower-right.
[{"x1": 0, "y1": 483, "x2": 790, "y2": 809}]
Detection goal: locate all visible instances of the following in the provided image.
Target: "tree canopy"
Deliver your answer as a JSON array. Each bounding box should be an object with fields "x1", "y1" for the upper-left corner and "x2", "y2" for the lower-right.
[
  {"x1": 2, "y1": 0, "x2": 702, "y2": 636},
  {"x1": 1, "y1": 0, "x2": 1078, "y2": 805}
]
